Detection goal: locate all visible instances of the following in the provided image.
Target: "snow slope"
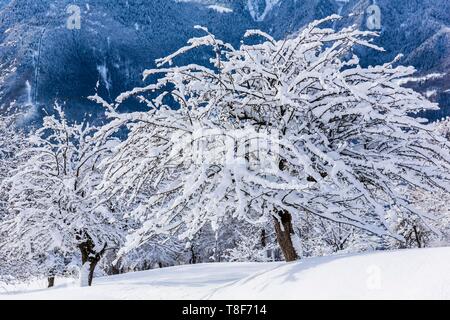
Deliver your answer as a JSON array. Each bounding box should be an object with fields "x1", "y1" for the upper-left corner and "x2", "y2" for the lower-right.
[{"x1": 1, "y1": 248, "x2": 449, "y2": 300}]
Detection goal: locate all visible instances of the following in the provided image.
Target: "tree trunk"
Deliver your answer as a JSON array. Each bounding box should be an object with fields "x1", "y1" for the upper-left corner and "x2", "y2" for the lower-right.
[
  {"x1": 413, "y1": 226, "x2": 423, "y2": 248},
  {"x1": 79, "y1": 251, "x2": 103, "y2": 287},
  {"x1": 261, "y1": 229, "x2": 267, "y2": 248},
  {"x1": 111, "y1": 264, "x2": 122, "y2": 275},
  {"x1": 88, "y1": 260, "x2": 99, "y2": 287},
  {"x1": 273, "y1": 210, "x2": 298, "y2": 262},
  {"x1": 78, "y1": 235, "x2": 107, "y2": 287},
  {"x1": 48, "y1": 276, "x2": 55, "y2": 288},
  {"x1": 190, "y1": 246, "x2": 197, "y2": 264},
  {"x1": 273, "y1": 159, "x2": 299, "y2": 262}
]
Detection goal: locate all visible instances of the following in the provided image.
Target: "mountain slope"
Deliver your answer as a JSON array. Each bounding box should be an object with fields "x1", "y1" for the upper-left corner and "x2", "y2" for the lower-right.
[
  {"x1": 2, "y1": 247, "x2": 450, "y2": 300},
  {"x1": 0, "y1": 0, "x2": 257, "y2": 121},
  {"x1": 0, "y1": 0, "x2": 448, "y2": 121},
  {"x1": 337, "y1": 0, "x2": 450, "y2": 119}
]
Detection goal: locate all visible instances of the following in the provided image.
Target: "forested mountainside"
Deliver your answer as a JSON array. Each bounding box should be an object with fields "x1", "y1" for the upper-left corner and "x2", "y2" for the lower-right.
[{"x1": 0, "y1": 0, "x2": 448, "y2": 122}]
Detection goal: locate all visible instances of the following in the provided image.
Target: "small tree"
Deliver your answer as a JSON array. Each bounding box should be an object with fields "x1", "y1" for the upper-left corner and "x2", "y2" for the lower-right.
[
  {"x1": 0, "y1": 104, "x2": 123, "y2": 287},
  {"x1": 96, "y1": 16, "x2": 450, "y2": 262}
]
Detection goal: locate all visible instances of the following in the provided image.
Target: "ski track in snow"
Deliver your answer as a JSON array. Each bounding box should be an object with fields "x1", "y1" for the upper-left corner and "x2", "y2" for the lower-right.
[{"x1": 1, "y1": 247, "x2": 450, "y2": 300}]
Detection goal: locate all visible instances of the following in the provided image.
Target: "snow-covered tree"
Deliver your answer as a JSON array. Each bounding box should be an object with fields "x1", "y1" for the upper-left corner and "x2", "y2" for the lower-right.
[
  {"x1": 435, "y1": 117, "x2": 450, "y2": 141},
  {"x1": 95, "y1": 16, "x2": 450, "y2": 262},
  {"x1": 383, "y1": 118, "x2": 450, "y2": 249},
  {"x1": 0, "y1": 108, "x2": 29, "y2": 281},
  {"x1": 294, "y1": 214, "x2": 378, "y2": 257},
  {"x1": 185, "y1": 219, "x2": 260, "y2": 264},
  {"x1": 116, "y1": 234, "x2": 186, "y2": 272},
  {"x1": 429, "y1": 118, "x2": 450, "y2": 244},
  {"x1": 223, "y1": 226, "x2": 277, "y2": 263},
  {"x1": 0, "y1": 108, "x2": 28, "y2": 218},
  {"x1": 0, "y1": 104, "x2": 123, "y2": 287}
]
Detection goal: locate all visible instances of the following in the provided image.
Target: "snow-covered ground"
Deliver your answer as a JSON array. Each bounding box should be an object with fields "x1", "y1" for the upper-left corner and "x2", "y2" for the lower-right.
[{"x1": 1, "y1": 247, "x2": 449, "y2": 300}]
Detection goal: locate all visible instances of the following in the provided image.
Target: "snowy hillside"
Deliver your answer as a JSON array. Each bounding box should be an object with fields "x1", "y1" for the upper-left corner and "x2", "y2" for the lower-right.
[
  {"x1": 1, "y1": 2, "x2": 449, "y2": 303},
  {"x1": 2, "y1": 248, "x2": 449, "y2": 300}
]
